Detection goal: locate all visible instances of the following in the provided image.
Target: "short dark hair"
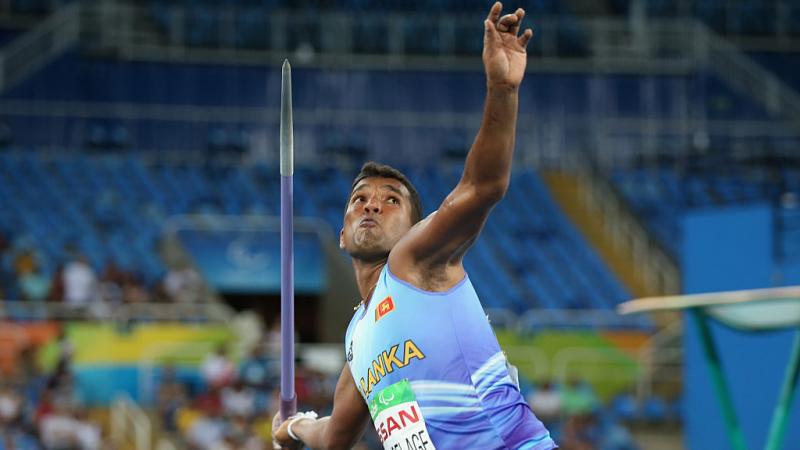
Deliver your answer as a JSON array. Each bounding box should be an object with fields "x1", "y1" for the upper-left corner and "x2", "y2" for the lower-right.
[{"x1": 349, "y1": 162, "x2": 423, "y2": 224}]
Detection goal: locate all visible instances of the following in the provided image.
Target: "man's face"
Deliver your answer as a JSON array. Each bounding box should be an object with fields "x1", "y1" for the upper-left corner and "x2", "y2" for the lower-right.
[{"x1": 340, "y1": 176, "x2": 414, "y2": 262}]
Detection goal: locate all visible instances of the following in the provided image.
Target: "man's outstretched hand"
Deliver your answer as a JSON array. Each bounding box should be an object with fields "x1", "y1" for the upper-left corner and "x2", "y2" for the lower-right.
[
  {"x1": 483, "y1": 2, "x2": 533, "y2": 89},
  {"x1": 272, "y1": 412, "x2": 303, "y2": 450}
]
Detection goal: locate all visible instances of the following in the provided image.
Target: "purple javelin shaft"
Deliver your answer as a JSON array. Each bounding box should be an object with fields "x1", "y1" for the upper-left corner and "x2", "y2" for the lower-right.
[
  {"x1": 279, "y1": 59, "x2": 297, "y2": 419},
  {"x1": 280, "y1": 174, "x2": 296, "y2": 418}
]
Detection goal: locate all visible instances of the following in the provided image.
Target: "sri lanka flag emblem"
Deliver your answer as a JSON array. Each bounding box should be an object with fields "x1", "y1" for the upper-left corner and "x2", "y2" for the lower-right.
[{"x1": 375, "y1": 296, "x2": 395, "y2": 322}]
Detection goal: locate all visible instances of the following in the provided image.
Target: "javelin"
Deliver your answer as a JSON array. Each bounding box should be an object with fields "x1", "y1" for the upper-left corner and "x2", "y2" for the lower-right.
[{"x1": 279, "y1": 59, "x2": 297, "y2": 419}]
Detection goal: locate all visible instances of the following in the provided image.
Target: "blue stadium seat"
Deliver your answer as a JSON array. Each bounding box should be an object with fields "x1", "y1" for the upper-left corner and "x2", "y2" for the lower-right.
[
  {"x1": 642, "y1": 396, "x2": 669, "y2": 423},
  {"x1": 610, "y1": 392, "x2": 638, "y2": 421}
]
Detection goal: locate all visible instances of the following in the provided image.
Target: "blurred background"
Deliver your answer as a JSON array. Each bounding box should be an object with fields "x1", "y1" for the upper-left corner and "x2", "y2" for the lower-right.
[{"x1": 0, "y1": 0, "x2": 798, "y2": 449}]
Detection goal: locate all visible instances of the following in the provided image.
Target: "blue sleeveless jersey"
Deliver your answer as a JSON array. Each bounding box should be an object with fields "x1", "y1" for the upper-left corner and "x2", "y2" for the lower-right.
[{"x1": 344, "y1": 265, "x2": 556, "y2": 450}]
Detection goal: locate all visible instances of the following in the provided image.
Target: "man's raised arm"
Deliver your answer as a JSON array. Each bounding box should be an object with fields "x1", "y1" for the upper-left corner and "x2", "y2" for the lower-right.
[{"x1": 391, "y1": 2, "x2": 533, "y2": 270}]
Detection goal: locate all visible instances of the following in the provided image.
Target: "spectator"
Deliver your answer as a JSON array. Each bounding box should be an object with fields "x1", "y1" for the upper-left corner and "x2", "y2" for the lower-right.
[
  {"x1": 97, "y1": 262, "x2": 125, "y2": 305},
  {"x1": 193, "y1": 386, "x2": 223, "y2": 417},
  {"x1": 34, "y1": 388, "x2": 56, "y2": 428},
  {"x1": 16, "y1": 345, "x2": 39, "y2": 379},
  {"x1": 201, "y1": 344, "x2": 235, "y2": 390},
  {"x1": 221, "y1": 379, "x2": 256, "y2": 418},
  {"x1": 304, "y1": 368, "x2": 335, "y2": 413},
  {"x1": 120, "y1": 275, "x2": 149, "y2": 304},
  {"x1": 13, "y1": 248, "x2": 37, "y2": 278},
  {"x1": 39, "y1": 402, "x2": 102, "y2": 450},
  {"x1": 163, "y1": 264, "x2": 204, "y2": 303},
  {"x1": 222, "y1": 415, "x2": 264, "y2": 450},
  {"x1": 19, "y1": 261, "x2": 51, "y2": 302},
  {"x1": 62, "y1": 254, "x2": 97, "y2": 309},
  {"x1": 186, "y1": 409, "x2": 226, "y2": 450},
  {"x1": 49, "y1": 265, "x2": 65, "y2": 304},
  {"x1": 265, "y1": 317, "x2": 282, "y2": 358},
  {"x1": 0, "y1": 383, "x2": 23, "y2": 428},
  {"x1": 559, "y1": 413, "x2": 598, "y2": 450},
  {"x1": 72, "y1": 408, "x2": 102, "y2": 450},
  {"x1": 527, "y1": 380, "x2": 563, "y2": 428},
  {"x1": 55, "y1": 329, "x2": 74, "y2": 373},
  {"x1": 53, "y1": 373, "x2": 78, "y2": 408},
  {"x1": 48, "y1": 369, "x2": 80, "y2": 411},
  {"x1": 157, "y1": 364, "x2": 189, "y2": 436},
  {"x1": 1, "y1": 428, "x2": 41, "y2": 450},
  {"x1": 238, "y1": 343, "x2": 276, "y2": 391},
  {"x1": 39, "y1": 400, "x2": 78, "y2": 450},
  {"x1": 561, "y1": 377, "x2": 599, "y2": 418}
]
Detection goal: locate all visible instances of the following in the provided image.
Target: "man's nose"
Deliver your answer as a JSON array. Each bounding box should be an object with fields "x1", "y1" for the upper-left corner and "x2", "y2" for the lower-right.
[{"x1": 364, "y1": 196, "x2": 381, "y2": 213}]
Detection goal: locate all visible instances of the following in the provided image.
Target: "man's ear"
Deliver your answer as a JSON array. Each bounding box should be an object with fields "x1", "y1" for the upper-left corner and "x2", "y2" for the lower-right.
[{"x1": 339, "y1": 228, "x2": 345, "y2": 250}]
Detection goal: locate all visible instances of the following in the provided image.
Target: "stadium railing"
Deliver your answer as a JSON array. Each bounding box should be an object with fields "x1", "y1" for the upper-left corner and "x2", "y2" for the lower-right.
[
  {"x1": 111, "y1": 392, "x2": 152, "y2": 450},
  {"x1": 694, "y1": 20, "x2": 800, "y2": 127},
  {"x1": 0, "y1": 300, "x2": 236, "y2": 323},
  {"x1": 485, "y1": 307, "x2": 653, "y2": 330},
  {"x1": 0, "y1": 1, "x2": 78, "y2": 91},
  {"x1": 82, "y1": 5, "x2": 694, "y2": 72},
  {"x1": 577, "y1": 156, "x2": 680, "y2": 296},
  {"x1": 635, "y1": 320, "x2": 683, "y2": 401}
]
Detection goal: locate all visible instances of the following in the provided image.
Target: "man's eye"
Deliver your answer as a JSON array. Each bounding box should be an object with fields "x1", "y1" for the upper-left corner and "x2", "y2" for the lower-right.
[
  {"x1": 387, "y1": 197, "x2": 399, "y2": 205},
  {"x1": 353, "y1": 196, "x2": 365, "y2": 203}
]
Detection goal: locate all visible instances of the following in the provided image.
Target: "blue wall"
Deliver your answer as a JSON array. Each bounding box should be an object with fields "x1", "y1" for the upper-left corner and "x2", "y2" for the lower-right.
[
  {"x1": 178, "y1": 229, "x2": 325, "y2": 294},
  {"x1": 682, "y1": 204, "x2": 800, "y2": 450}
]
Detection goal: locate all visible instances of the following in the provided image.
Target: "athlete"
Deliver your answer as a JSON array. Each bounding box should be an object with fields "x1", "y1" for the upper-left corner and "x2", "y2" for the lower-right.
[{"x1": 273, "y1": 2, "x2": 555, "y2": 449}]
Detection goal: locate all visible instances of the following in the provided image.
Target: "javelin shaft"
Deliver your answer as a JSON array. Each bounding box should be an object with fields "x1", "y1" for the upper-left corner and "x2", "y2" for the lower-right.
[{"x1": 280, "y1": 59, "x2": 297, "y2": 419}]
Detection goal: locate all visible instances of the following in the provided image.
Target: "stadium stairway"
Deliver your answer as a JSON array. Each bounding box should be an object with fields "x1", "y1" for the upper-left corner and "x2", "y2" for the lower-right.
[{"x1": 543, "y1": 170, "x2": 658, "y2": 299}]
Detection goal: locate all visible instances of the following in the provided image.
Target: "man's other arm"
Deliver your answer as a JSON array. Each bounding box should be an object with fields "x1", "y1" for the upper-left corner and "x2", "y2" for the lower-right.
[{"x1": 273, "y1": 364, "x2": 370, "y2": 450}]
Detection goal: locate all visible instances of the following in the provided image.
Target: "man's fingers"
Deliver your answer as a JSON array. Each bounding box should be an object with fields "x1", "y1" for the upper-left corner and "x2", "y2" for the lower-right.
[
  {"x1": 498, "y1": 8, "x2": 525, "y2": 34},
  {"x1": 512, "y1": 8, "x2": 525, "y2": 34},
  {"x1": 497, "y1": 12, "x2": 520, "y2": 33},
  {"x1": 486, "y1": 1, "x2": 502, "y2": 24},
  {"x1": 517, "y1": 28, "x2": 534, "y2": 48},
  {"x1": 484, "y1": 16, "x2": 498, "y2": 40}
]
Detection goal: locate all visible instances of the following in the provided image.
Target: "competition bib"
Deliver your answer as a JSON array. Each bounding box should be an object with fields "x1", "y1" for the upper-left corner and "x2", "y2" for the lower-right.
[{"x1": 369, "y1": 380, "x2": 437, "y2": 450}]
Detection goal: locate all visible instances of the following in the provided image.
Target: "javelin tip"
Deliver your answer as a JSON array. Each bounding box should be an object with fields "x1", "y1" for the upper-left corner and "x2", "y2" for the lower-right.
[{"x1": 280, "y1": 59, "x2": 293, "y2": 177}]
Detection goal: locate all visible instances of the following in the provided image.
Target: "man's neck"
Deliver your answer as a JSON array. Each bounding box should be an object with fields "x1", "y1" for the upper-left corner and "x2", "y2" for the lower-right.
[{"x1": 352, "y1": 257, "x2": 386, "y2": 305}]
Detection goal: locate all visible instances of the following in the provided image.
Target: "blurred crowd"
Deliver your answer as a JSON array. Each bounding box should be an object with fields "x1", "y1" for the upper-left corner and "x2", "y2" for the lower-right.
[
  {"x1": 151, "y1": 316, "x2": 395, "y2": 450},
  {"x1": 157, "y1": 337, "x2": 351, "y2": 450},
  {"x1": 0, "y1": 330, "x2": 107, "y2": 450},
  {"x1": 0, "y1": 232, "x2": 206, "y2": 317},
  {"x1": 166, "y1": 342, "x2": 644, "y2": 450},
  {"x1": 0, "y1": 323, "x2": 655, "y2": 450},
  {"x1": 524, "y1": 378, "x2": 640, "y2": 450}
]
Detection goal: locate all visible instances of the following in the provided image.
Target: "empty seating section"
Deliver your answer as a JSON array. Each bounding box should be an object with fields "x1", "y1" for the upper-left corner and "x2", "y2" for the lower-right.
[
  {"x1": 612, "y1": 167, "x2": 800, "y2": 261},
  {"x1": 0, "y1": 151, "x2": 630, "y2": 313},
  {"x1": 139, "y1": 0, "x2": 800, "y2": 56},
  {"x1": 0, "y1": 53, "x2": 774, "y2": 317},
  {"x1": 0, "y1": 54, "x2": 771, "y2": 157},
  {"x1": 609, "y1": 0, "x2": 800, "y2": 36},
  {"x1": 140, "y1": 0, "x2": 800, "y2": 54},
  {"x1": 8, "y1": 55, "x2": 755, "y2": 118},
  {"x1": 4, "y1": 0, "x2": 799, "y2": 53},
  {"x1": 407, "y1": 166, "x2": 630, "y2": 312},
  {"x1": 144, "y1": 0, "x2": 569, "y2": 54}
]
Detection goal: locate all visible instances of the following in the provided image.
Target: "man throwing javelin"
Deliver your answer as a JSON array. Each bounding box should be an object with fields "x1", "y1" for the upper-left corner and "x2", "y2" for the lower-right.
[{"x1": 274, "y1": 2, "x2": 556, "y2": 449}]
